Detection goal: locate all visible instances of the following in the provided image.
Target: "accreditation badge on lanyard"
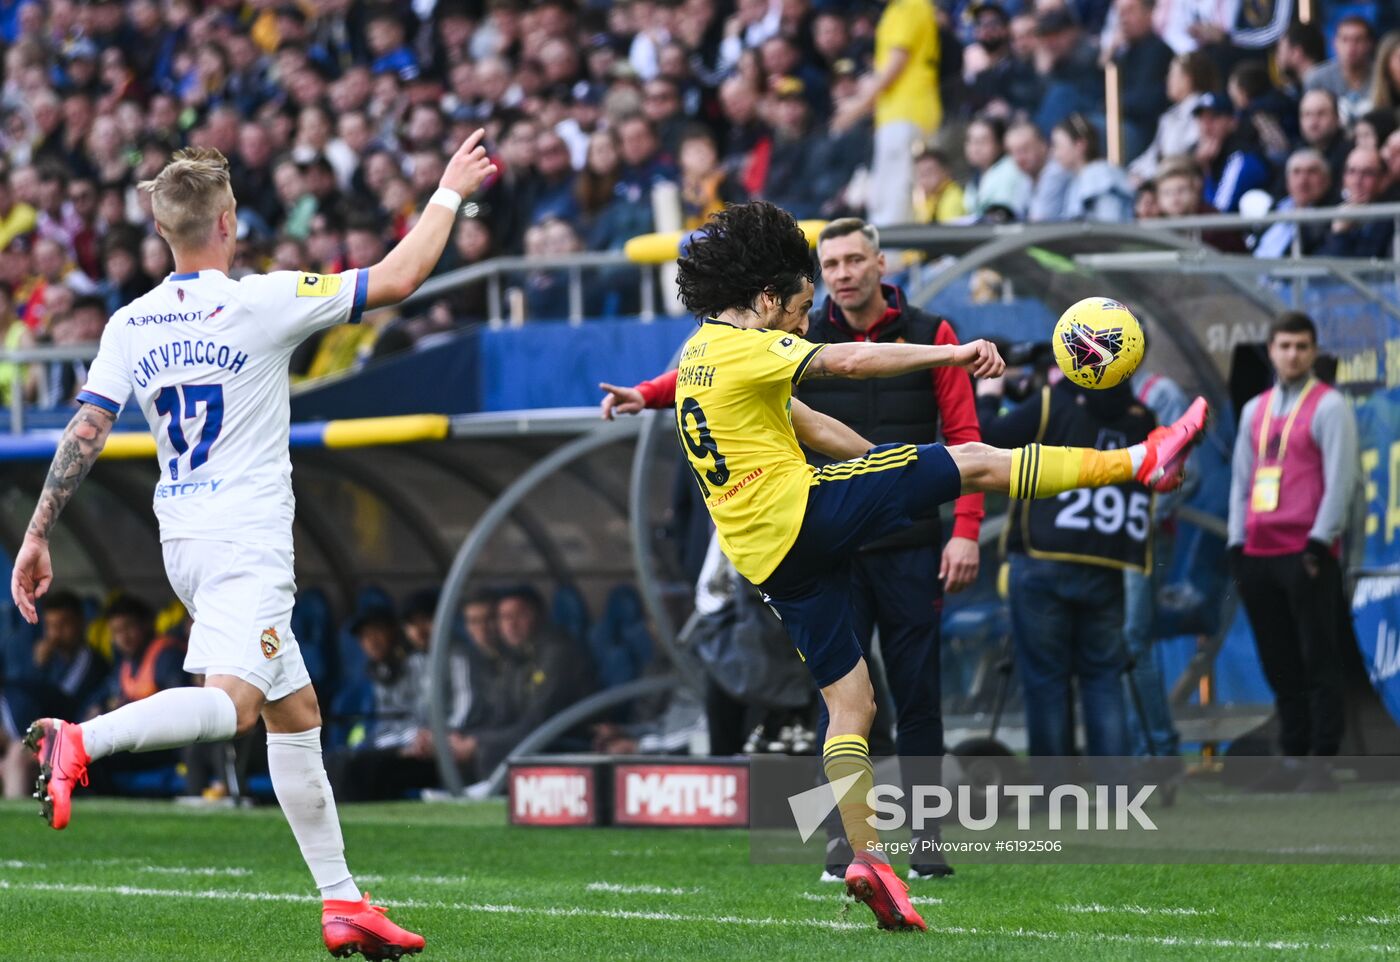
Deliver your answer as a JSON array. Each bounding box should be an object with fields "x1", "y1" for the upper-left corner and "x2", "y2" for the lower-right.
[{"x1": 1251, "y1": 379, "x2": 1315, "y2": 514}]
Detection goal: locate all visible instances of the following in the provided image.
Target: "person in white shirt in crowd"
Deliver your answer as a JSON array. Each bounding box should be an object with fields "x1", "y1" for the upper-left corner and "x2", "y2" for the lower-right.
[
  {"x1": 1052, "y1": 113, "x2": 1134, "y2": 222},
  {"x1": 1129, "y1": 51, "x2": 1216, "y2": 183},
  {"x1": 963, "y1": 114, "x2": 1031, "y2": 219},
  {"x1": 1006, "y1": 121, "x2": 1073, "y2": 222}
]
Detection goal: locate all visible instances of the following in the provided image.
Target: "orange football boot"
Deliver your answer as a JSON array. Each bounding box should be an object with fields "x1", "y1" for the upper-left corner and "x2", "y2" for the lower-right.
[
  {"x1": 24, "y1": 718, "x2": 89, "y2": 830},
  {"x1": 1136, "y1": 396, "x2": 1209, "y2": 492},
  {"x1": 322, "y1": 892, "x2": 425, "y2": 960},
  {"x1": 844, "y1": 853, "x2": 927, "y2": 932}
]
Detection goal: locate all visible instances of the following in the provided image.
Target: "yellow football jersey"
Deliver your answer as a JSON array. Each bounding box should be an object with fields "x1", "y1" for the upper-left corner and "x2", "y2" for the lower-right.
[{"x1": 674, "y1": 320, "x2": 826, "y2": 583}]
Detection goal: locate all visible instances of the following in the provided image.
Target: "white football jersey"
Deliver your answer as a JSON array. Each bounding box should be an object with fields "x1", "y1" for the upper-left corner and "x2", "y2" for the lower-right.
[{"x1": 79, "y1": 267, "x2": 368, "y2": 548}]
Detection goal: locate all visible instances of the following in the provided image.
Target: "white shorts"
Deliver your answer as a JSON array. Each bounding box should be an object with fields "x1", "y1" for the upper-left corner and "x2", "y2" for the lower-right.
[{"x1": 162, "y1": 539, "x2": 311, "y2": 703}]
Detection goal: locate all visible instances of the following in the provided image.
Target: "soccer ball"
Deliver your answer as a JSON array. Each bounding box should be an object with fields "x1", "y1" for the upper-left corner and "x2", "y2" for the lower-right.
[{"x1": 1052, "y1": 297, "x2": 1145, "y2": 390}]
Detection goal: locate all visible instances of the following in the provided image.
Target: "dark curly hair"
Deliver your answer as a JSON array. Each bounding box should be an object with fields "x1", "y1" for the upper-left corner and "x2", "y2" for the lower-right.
[{"x1": 676, "y1": 201, "x2": 814, "y2": 319}]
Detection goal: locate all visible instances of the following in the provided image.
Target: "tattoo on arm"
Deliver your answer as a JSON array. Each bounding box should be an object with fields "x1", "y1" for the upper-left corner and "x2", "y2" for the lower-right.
[{"x1": 27, "y1": 403, "x2": 116, "y2": 541}]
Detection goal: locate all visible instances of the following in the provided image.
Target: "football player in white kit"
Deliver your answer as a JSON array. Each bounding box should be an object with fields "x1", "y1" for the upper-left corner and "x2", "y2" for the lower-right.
[{"x1": 9, "y1": 130, "x2": 497, "y2": 961}]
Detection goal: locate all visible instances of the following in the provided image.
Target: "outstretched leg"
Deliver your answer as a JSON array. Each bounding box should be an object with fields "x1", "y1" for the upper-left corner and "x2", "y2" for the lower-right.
[
  {"x1": 950, "y1": 397, "x2": 1208, "y2": 497},
  {"x1": 27, "y1": 680, "x2": 247, "y2": 830}
]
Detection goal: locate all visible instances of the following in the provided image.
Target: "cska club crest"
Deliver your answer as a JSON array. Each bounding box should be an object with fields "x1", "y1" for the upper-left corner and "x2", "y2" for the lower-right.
[{"x1": 260, "y1": 627, "x2": 281, "y2": 659}]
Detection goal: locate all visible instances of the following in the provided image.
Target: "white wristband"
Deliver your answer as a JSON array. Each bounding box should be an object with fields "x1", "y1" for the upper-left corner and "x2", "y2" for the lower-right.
[{"x1": 428, "y1": 187, "x2": 462, "y2": 213}]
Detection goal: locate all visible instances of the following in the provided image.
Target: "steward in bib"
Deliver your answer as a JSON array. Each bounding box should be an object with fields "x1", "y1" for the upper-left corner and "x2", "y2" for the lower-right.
[
  {"x1": 982, "y1": 377, "x2": 1154, "y2": 770},
  {"x1": 1227, "y1": 311, "x2": 1358, "y2": 778}
]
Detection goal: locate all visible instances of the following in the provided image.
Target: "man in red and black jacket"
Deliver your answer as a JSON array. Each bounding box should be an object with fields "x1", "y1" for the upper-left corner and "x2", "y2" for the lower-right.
[{"x1": 600, "y1": 217, "x2": 983, "y2": 880}]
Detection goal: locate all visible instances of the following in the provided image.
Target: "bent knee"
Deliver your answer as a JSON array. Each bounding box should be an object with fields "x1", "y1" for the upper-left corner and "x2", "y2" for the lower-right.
[{"x1": 233, "y1": 703, "x2": 263, "y2": 736}]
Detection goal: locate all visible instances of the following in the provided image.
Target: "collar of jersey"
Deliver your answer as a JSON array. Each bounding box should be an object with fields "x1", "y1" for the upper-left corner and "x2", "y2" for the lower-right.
[
  {"x1": 167, "y1": 269, "x2": 229, "y2": 282},
  {"x1": 702, "y1": 316, "x2": 739, "y2": 328}
]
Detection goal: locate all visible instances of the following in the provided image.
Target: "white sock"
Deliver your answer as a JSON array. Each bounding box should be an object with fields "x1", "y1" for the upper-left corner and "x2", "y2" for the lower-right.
[
  {"x1": 266, "y1": 727, "x2": 359, "y2": 901},
  {"x1": 79, "y1": 687, "x2": 237, "y2": 761},
  {"x1": 1128, "y1": 443, "x2": 1146, "y2": 473}
]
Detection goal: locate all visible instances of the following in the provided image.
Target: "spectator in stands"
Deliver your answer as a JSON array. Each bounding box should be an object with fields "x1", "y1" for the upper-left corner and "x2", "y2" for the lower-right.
[
  {"x1": 0, "y1": 286, "x2": 33, "y2": 409},
  {"x1": 1134, "y1": 179, "x2": 1160, "y2": 218},
  {"x1": 1052, "y1": 113, "x2": 1134, "y2": 222},
  {"x1": 1103, "y1": 0, "x2": 1173, "y2": 162},
  {"x1": 1276, "y1": 21, "x2": 1328, "y2": 98},
  {"x1": 520, "y1": 217, "x2": 589, "y2": 320},
  {"x1": 641, "y1": 77, "x2": 688, "y2": 159},
  {"x1": 1228, "y1": 61, "x2": 1295, "y2": 170},
  {"x1": 531, "y1": 129, "x2": 580, "y2": 226},
  {"x1": 430, "y1": 215, "x2": 496, "y2": 326},
  {"x1": 1150, "y1": 157, "x2": 1246, "y2": 252},
  {"x1": 1254, "y1": 148, "x2": 1334, "y2": 259},
  {"x1": 911, "y1": 145, "x2": 965, "y2": 223},
  {"x1": 1193, "y1": 92, "x2": 1271, "y2": 214},
  {"x1": 1031, "y1": 9, "x2": 1102, "y2": 135},
  {"x1": 829, "y1": 0, "x2": 940, "y2": 227},
  {"x1": 326, "y1": 608, "x2": 441, "y2": 803},
  {"x1": 678, "y1": 125, "x2": 747, "y2": 231},
  {"x1": 963, "y1": 115, "x2": 1030, "y2": 219},
  {"x1": 0, "y1": 173, "x2": 37, "y2": 252},
  {"x1": 1297, "y1": 89, "x2": 1352, "y2": 187},
  {"x1": 98, "y1": 229, "x2": 153, "y2": 317},
  {"x1": 0, "y1": 590, "x2": 107, "y2": 799},
  {"x1": 1306, "y1": 16, "x2": 1376, "y2": 125},
  {"x1": 1353, "y1": 109, "x2": 1397, "y2": 155},
  {"x1": 39, "y1": 293, "x2": 105, "y2": 408},
  {"x1": 1381, "y1": 130, "x2": 1400, "y2": 202},
  {"x1": 454, "y1": 586, "x2": 597, "y2": 781},
  {"x1": 763, "y1": 78, "x2": 839, "y2": 219},
  {"x1": 576, "y1": 129, "x2": 622, "y2": 243},
  {"x1": 590, "y1": 115, "x2": 673, "y2": 250},
  {"x1": 93, "y1": 595, "x2": 186, "y2": 716},
  {"x1": 1129, "y1": 50, "x2": 1213, "y2": 183},
  {"x1": 964, "y1": 2, "x2": 1040, "y2": 118},
  {"x1": 1370, "y1": 31, "x2": 1400, "y2": 116},
  {"x1": 1007, "y1": 121, "x2": 1072, "y2": 222},
  {"x1": 1229, "y1": 311, "x2": 1358, "y2": 790},
  {"x1": 1320, "y1": 146, "x2": 1396, "y2": 258}
]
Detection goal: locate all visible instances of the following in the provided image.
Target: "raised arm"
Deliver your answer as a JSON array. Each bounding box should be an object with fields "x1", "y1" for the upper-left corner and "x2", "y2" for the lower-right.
[
  {"x1": 791, "y1": 398, "x2": 873, "y2": 461},
  {"x1": 363, "y1": 129, "x2": 498, "y2": 309},
  {"x1": 11, "y1": 403, "x2": 116, "y2": 622},
  {"x1": 805, "y1": 339, "x2": 1004, "y2": 381}
]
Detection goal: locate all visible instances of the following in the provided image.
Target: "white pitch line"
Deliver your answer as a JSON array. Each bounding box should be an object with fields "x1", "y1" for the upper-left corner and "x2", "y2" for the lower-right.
[
  {"x1": 1343, "y1": 915, "x2": 1400, "y2": 926},
  {"x1": 3, "y1": 858, "x2": 252, "y2": 878},
  {"x1": 1064, "y1": 903, "x2": 1216, "y2": 918},
  {"x1": 799, "y1": 892, "x2": 944, "y2": 906},
  {"x1": 359, "y1": 874, "x2": 473, "y2": 886},
  {"x1": 0, "y1": 880, "x2": 864, "y2": 931},
  {"x1": 3, "y1": 879, "x2": 1393, "y2": 954},
  {"x1": 586, "y1": 882, "x2": 698, "y2": 896}
]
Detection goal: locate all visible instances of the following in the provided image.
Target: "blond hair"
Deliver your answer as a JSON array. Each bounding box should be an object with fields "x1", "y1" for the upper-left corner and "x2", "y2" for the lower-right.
[{"x1": 138, "y1": 147, "x2": 233, "y2": 250}]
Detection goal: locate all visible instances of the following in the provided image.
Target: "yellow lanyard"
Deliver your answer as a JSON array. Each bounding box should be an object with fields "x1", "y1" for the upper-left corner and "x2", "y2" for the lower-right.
[{"x1": 1256, "y1": 378, "x2": 1316, "y2": 466}]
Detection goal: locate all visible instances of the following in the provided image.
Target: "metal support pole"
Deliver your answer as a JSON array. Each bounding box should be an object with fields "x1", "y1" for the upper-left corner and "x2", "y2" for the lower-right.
[
  {"x1": 487, "y1": 274, "x2": 503, "y2": 328},
  {"x1": 1104, "y1": 61, "x2": 1123, "y2": 167},
  {"x1": 568, "y1": 265, "x2": 583, "y2": 325},
  {"x1": 427, "y1": 422, "x2": 640, "y2": 796},
  {"x1": 640, "y1": 268, "x2": 656, "y2": 322}
]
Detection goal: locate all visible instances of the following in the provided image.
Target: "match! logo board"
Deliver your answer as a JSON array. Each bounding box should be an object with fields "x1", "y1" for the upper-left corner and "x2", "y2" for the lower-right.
[
  {"x1": 508, "y1": 765, "x2": 599, "y2": 826},
  {"x1": 613, "y1": 763, "x2": 749, "y2": 827}
]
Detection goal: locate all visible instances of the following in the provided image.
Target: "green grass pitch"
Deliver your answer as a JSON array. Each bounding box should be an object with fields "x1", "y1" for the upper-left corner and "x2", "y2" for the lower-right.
[{"x1": 2, "y1": 797, "x2": 1398, "y2": 960}]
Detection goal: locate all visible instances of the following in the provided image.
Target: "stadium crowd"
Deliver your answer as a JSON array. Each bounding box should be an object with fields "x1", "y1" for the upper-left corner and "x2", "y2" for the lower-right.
[{"x1": 0, "y1": 0, "x2": 1398, "y2": 401}]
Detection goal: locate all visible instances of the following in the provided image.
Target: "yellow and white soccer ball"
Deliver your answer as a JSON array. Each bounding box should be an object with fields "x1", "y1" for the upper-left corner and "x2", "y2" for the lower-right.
[{"x1": 1052, "y1": 297, "x2": 1145, "y2": 390}]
